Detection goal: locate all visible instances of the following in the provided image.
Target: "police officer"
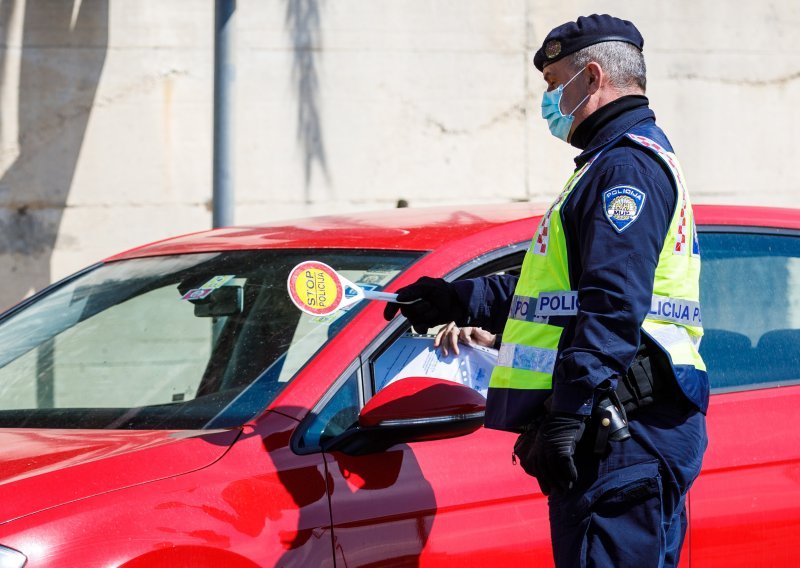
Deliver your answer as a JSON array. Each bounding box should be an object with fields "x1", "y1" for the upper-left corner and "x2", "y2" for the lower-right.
[{"x1": 384, "y1": 14, "x2": 708, "y2": 567}]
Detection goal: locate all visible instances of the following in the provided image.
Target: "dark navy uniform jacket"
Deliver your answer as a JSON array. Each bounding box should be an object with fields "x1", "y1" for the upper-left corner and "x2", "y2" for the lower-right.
[{"x1": 453, "y1": 96, "x2": 688, "y2": 417}]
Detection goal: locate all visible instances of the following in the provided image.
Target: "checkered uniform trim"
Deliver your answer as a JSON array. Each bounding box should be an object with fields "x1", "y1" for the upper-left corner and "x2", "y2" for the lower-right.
[
  {"x1": 674, "y1": 204, "x2": 688, "y2": 255},
  {"x1": 625, "y1": 133, "x2": 690, "y2": 256},
  {"x1": 532, "y1": 160, "x2": 594, "y2": 257}
]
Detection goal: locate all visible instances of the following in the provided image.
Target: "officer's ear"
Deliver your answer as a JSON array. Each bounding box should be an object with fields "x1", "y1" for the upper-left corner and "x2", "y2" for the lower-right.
[{"x1": 585, "y1": 62, "x2": 604, "y2": 94}]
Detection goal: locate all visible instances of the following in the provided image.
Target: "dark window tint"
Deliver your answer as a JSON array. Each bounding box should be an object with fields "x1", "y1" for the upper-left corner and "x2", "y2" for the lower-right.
[{"x1": 699, "y1": 232, "x2": 800, "y2": 390}]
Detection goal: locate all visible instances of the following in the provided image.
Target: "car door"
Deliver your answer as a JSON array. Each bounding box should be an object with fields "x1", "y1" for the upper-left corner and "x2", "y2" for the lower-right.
[
  {"x1": 309, "y1": 370, "x2": 552, "y2": 566},
  {"x1": 293, "y1": 246, "x2": 555, "y2": 566},
  {"x1": 690, "y1": 229, "x2": 800, "y2": 565}
]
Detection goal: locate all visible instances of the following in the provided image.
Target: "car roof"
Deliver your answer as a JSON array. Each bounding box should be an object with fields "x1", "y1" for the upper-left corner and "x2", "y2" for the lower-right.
[
  {"x1": 106, "y1": 203, "x2": 800, "y2": 261},
  {"x1": 106, "y1": 202, "x2": 548, "y2": 260}
]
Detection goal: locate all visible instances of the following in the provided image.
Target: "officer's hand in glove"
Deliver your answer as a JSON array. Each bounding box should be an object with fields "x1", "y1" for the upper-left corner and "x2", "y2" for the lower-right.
[
  {"x1": 383, "y1": 276, "x2": 466, "y2": 334},
  {"x1": 532, "y1": 413, "x2": 587, "y2": 496}
]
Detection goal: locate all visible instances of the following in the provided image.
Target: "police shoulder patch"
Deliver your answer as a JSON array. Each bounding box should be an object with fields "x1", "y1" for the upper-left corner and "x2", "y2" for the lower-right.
[{"x1": 602, "y1": 185, "x2": 646, "y2": 233}]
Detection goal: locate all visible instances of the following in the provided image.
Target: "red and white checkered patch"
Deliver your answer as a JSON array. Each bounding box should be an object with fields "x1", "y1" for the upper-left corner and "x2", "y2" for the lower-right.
[
  {"x1": 532, "y1": 160, "x2": 596, "y2": 256},
  {"x1": 674, "y1": 204, "x2": 688, "y2": 254},
  {"x1": 627, "y1": 133, "x2": 687, "y2": 191},
  {"x1": 626, "y1": 134, "x2": 693, "y2": 256},
  {"x1": 627, "y1": 133, "x2": 666, "y2": 154},
  {"x1": 533, "y1": 213, "x2": 553, "y2": 255}
]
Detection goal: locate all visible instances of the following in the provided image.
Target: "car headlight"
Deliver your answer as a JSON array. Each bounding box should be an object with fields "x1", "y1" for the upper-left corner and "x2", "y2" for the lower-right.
[{"x1": 0, "y1": 546, "x2": 26, "y2": 568}]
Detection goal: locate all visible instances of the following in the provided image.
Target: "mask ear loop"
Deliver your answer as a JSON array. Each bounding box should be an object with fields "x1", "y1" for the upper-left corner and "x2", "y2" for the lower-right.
[
  {"x1": 565, "y1": 92, "x2": 590, "y2": 118},
  {"x1": 557, "y1": 66, "x2": 590, "y2": 117}
]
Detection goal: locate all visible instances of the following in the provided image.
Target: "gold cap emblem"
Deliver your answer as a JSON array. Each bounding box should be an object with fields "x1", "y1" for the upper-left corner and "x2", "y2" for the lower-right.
[{"x1": 545, "y1": 40, "x2": 561, "y2": 59}]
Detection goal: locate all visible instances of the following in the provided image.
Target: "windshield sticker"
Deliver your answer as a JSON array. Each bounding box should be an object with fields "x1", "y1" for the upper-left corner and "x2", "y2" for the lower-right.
[
  {"x1": 181, "y1": 275, "x2": 236, "y2": 301},
  {"x1": 182, "y1": 288, "x2": 214, "y2": 301},
  {"x1": 199, "y1": 275, "x2": 236, "y2": 290},
  {"x1": 359, "y1": 265, "x2": 398, "y2": 286}
]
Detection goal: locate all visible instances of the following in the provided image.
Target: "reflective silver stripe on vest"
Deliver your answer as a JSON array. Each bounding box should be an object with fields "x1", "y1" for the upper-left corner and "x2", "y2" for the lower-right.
[
  {"x1": 508, "y1": 295, "x2": 549, "y2": 323},
  {"x1": 647, "y1": 323, "x2": 701, "y2": 350},
  {"x1": 647, "y1": 295, "x2": 702, "y2": 326},
  {"x1": 497, "y1": 343, "x2": 558, "y2": 374}
]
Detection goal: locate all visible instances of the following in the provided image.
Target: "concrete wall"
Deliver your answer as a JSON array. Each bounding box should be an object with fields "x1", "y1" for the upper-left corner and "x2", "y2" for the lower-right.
[{"x1": 1, "y1": 0, "x2": 798, "y2": 309}]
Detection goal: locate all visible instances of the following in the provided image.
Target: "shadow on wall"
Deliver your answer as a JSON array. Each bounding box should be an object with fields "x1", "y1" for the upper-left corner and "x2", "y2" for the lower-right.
[
  {"x1": 284, "y1": 0, "x2": 329, "y2": 201},
  {"x1": 0, "y1": 0, "x2": 108, "y2": 309}
]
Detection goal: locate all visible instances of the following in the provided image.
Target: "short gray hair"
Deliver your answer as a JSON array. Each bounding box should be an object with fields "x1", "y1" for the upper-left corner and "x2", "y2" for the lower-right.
[{"x1": 568, "y1": 41, "x2": 646, "y2": 93}]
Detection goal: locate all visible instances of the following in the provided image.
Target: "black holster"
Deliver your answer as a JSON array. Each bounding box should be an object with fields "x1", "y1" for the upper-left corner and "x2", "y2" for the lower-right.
[
  {"x1": 591, "y1": 391, "x2": 630, "y2": 454},
  {"x1": 591, "y1": 339, "x2": 670, "y2": 454}
]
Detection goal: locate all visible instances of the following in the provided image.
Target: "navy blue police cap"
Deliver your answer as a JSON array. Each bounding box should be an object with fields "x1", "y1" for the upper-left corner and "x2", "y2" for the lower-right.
[{"x1": 533, "y1": 14, "x2": 644, "y2": 71}]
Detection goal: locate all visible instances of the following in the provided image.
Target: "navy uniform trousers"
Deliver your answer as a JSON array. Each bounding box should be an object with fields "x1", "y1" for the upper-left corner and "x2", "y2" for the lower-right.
[{"x1": 548, "y1": 396, "x2": 707, "y2": 568}]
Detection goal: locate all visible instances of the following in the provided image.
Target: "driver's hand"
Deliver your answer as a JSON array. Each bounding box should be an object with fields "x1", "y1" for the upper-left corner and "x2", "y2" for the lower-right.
[{"x1": 433, "y1": 323, "x2": 497, "y2": 356}]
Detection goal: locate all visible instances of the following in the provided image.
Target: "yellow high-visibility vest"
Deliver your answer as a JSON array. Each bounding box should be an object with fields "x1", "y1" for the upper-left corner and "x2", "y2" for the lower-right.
[{"x1": 486, "y1": 132, "x2": 705, "y2": 432}]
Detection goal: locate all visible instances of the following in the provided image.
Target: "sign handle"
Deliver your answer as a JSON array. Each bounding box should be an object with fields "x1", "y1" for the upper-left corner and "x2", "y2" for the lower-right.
[{"x1": 362, "y1": 290, "x2": 419, "y2": 305}]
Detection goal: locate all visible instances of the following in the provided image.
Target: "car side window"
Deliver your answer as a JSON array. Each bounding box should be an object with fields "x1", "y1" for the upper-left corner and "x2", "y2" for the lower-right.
[
  {"x1": 371, "y1": 261, "x2": 523, "y2": 396},
  {"x1": 297, "y1": 366, "x2": 362, "y2": 451},
  {"x1": 698, "y1": 231, "x2": 800, "y2": 391},
  {"x1": 296, "y1": 249, "x2": 526, "y2": 452}
]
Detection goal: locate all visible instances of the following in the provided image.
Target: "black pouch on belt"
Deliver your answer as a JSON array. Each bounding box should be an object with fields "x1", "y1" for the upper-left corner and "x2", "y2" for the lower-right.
[{"x1": 615, "y1": 340, "x2": 665, "y2": 413}]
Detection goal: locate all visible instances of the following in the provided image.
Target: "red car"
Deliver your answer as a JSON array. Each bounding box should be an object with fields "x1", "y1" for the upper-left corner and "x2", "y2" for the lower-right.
[{"x1": 0, "y1": 203, "x2": 797, "y2": 567}]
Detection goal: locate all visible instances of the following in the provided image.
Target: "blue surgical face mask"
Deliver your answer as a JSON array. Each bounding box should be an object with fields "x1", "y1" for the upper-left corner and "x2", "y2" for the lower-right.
[{"x1": 541, "y1": 67, "x2": 590, "y2": 142}]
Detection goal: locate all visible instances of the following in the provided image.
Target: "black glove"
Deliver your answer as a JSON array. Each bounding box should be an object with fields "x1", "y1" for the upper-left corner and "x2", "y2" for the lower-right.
[
  {"x1": 383, "y1": 276, "x2": 467, "y2": 334},
  {"x1": 531, "y1": 413, "x2": 587, "y2": 495}
]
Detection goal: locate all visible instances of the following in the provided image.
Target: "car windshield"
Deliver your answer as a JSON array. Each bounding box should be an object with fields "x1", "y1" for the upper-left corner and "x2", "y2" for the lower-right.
[{"x1": 0, "y1": 250, "x2": 419, "y2": 430}]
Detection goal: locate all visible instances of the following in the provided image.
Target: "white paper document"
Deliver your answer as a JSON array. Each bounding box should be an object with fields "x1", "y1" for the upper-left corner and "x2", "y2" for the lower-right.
[{"x1": 373, "y1": 334, "x2": 498, "y2": 397}]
